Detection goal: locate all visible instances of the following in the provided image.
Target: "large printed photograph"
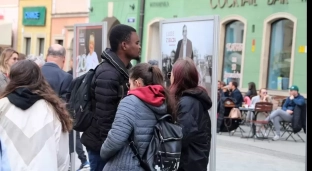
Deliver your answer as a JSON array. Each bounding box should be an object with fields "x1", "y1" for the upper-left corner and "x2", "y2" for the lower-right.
[
  {"x1": 161, "y1": 20, "x2": 214, "y2": 96},
  {"x1": 74, "y1": 25, "x2": 104, "y2": 78}
]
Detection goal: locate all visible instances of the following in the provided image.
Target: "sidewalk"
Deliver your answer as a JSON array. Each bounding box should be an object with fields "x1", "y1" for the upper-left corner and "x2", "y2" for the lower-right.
[{"x1": 214, "y1": 126, "x2": 306, "y2": 171}]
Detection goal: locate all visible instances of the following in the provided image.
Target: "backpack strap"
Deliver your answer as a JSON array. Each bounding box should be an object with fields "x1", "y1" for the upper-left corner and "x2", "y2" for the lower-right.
[{"x1": 128, "y1": 136, "x2": 150, "y2": 171}]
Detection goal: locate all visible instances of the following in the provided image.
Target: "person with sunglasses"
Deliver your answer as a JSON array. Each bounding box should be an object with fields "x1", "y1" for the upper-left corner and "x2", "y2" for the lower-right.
[
  {"x1": 0, "y1": 48, "x2": 19, "y2": 93},
  {"x1": 250, "y1": 88, "x2": 272, "y2": 136}
]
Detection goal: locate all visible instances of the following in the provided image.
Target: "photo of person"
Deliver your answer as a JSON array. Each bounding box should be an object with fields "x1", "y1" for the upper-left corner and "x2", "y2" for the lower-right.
[
  {"x1": 161, "y1": 19, "x2": 215, "y2": 96},
  {"x1": 86, "y1": 33, "x2": 99, "y2": 71},
  {"x1": 74, "y1": 24, "x2": 105, "y2": 78},
  {"x1": 174, "y1": 25, "x2": 193, "y2": 63}
]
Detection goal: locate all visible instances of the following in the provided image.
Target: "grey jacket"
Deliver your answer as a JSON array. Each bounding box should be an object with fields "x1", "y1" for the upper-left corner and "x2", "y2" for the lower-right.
[
  {"x1": 100, "y1": 95, "x2": 167, "y2": 171},
  {"x1": 0, "y1": 73, "x2": 8, "y2": 94}
]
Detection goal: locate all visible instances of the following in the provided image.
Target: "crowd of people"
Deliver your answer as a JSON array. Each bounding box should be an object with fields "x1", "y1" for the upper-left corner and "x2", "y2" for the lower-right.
[{"x1": 0, "y1": 24, "x2": 212, "y2": 171}]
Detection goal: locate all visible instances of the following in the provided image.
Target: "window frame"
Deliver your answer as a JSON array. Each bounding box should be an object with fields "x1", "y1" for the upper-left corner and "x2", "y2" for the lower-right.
[
  {"x1": 219, "y1": 16, "x2": 247, "y2": 89},
  {"x1": 259, "y1": 13, "x2": 297, "y2": 96}
]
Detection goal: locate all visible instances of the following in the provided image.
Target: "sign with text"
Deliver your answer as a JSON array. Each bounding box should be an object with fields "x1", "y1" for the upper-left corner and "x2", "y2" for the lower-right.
[{"x1": 22, "y1": 7, "x2": 46, "y2": 26}]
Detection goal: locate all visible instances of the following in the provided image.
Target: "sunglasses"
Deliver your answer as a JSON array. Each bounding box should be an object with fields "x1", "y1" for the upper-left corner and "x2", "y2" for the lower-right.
[
  {"x1": 167, "y1": 72, "x2": 171, "y2": 79},
  {"x1": 262, "y1": 92, "x2": 267, "y2": 94}
]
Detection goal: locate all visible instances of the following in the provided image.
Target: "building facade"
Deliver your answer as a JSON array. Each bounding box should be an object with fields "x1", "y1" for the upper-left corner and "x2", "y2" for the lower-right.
[
  {"x1": 17, "y1": 0, "x2": 52, "y2": 57},
  {"x1": 0, "y1": 0, "x2": 19, "y2": 50},
  {"x1": 51, "y1": 0, "x2": 89, "y2": 71},
  {"x1": 89, "y1": 0, "x2": 307, "y2": 96}
]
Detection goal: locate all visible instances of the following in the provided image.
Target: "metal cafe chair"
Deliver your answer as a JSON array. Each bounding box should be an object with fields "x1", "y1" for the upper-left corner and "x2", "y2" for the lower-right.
[{"x1": 248, "y1": 102, "x2": 274, "y2": 142}]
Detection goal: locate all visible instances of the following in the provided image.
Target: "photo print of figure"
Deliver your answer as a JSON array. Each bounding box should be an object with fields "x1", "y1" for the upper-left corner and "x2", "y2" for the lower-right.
[
  {"x1": 161, "y1": 20, "x2": 214, "y2": 96},
  {"x1": 74, "y1": 25, "x2": 104, "y2": 78},
  {"x1": 173, "y1": 25, "x2": 194, "y2": 63}
]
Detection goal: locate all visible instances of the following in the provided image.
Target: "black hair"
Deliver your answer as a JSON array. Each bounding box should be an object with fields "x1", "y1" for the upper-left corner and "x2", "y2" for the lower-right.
[
  {"x1": 109, "y1": 24, "x2": 136, "y2": 52},
  {"x1": 248, "y1": 82, "x2": 257, "y2": 96},
  {"x1": 231, "y1": 81, "x2": 238, "y2": 88}
]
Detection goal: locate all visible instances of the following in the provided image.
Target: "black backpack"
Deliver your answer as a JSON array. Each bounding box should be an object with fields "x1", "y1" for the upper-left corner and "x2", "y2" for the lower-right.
[
  {"x1": 129, "y1": 114, "x2": 183, "y2": 171},
  {"x1": 68, "y1": 61, "x2": 128, "y2": 132},
  {"x1": 67, "y1": 63, "x2": 101, "y2": 132}
]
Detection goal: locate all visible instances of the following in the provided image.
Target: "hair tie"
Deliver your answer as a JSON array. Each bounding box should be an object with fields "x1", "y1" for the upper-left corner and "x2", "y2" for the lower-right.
[{"x1": 148, "y1": 66, "x2": 153, "y2": 72}]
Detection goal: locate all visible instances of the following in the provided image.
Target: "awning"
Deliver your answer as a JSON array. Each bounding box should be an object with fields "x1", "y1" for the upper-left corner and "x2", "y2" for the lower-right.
[{"x1": 0, "y1": 20, "x2": 12, "y2": 46}]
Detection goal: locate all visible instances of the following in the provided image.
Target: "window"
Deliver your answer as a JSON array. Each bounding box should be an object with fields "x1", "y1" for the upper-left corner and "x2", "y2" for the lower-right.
[
  {"x1": 56, "y1": 39, "x2": 63, "y2": 46},
  {"x1": 267, "y1": 19, "x2": 294, "y2": 90},
  {"x1": 38, "y1": 38, "x2": 45, "y2": 56},
  {"x1": 25, "y1": 38, "x2": 31, "y2": 55},
  {"x1": 222, "y1": 21, "x2": 244, "y2": 86}
]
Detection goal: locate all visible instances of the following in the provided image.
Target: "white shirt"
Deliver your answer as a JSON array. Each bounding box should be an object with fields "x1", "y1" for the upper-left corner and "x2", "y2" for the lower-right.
[
  {"x1": 183, "y1": 40, "x2": 187, "y2": 59},
  {"x1": 86, "y1": 51, "x2": 99, "y2": 71}
]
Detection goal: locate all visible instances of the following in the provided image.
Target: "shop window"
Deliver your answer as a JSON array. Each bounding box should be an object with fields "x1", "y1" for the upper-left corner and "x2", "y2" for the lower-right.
[
  {"x1": 56, "y1": 39, "x2": 63, "y2": 46},
  {"x1": 38, "y1": 38, "x2": 45, "y2": 56},
  {"x1": 267, "y1": 19, "x2": 293, "y2": 90},
  {"x1": 25, "y1": 38, "x2": 31, "y2": 56},
  {"x1": 222, "y1": 20, "x2": 244, "y2": 86}
]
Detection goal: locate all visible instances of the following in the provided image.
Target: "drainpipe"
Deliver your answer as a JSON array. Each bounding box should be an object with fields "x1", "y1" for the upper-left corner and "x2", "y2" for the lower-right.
[{"x1": 138, "y1": 0, "x2": 145, "y2": 63}]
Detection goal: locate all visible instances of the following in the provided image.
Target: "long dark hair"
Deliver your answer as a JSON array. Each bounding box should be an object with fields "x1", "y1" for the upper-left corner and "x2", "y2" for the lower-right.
[
  {"x1": 169, "y1": 58, "x2": 206, "y2": 114},
  {"x1": 0, "y1": 60, "x2": 72, "y2": 132},
  {"x1": 248, "y1": 82, "x2": 257, "y2": 97},
  {"x1": 129, "y1": 63, "x2": 173, "y2": 115}
]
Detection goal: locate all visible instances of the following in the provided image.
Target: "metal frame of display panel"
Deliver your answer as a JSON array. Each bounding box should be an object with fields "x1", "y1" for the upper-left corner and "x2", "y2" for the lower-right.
[{"x1": 159, "y1": 15, "x2": 219, "y2": 171}]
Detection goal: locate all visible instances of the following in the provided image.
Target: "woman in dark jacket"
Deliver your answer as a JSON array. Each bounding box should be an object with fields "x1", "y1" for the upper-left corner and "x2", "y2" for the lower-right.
[{"x1": 169, "y1": 58, "x2": 212, "y2": 171}]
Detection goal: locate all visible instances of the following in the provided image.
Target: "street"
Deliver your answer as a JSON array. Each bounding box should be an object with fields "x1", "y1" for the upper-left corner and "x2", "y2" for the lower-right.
[{"x1": 72, "y1": 126, "x2": 306, "y2": 171}]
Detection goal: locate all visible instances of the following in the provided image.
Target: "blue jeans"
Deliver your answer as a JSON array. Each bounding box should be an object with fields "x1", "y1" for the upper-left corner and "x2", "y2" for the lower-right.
[{"x1": 87, "y1": 150, "x2": 105, "y2": 171}]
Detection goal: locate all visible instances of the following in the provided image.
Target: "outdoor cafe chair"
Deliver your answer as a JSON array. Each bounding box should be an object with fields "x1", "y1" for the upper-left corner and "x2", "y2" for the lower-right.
[{"x1": 248, "y1": 102, "x2": 274, "y2": 142}]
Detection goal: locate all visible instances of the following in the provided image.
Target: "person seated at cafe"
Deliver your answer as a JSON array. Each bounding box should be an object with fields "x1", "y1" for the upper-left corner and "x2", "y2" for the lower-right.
[
  {"x1": 244, "y1": 82, "x2": 257, "y2": 106},
  {"x1": 250, "y1": 88, "x2": 272, "y2": 136},
  {"x1": 263, "y1": 85, "x2": 305, "y2": 141},
  {"x1": 225, "y1": 81, "x2": 243, "y2": 108}
]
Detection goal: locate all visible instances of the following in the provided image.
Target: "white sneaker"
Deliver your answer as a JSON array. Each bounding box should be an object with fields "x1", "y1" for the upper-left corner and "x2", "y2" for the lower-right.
[{"x1": 272, "y1": 135, "x2": 280, "y2": 141}]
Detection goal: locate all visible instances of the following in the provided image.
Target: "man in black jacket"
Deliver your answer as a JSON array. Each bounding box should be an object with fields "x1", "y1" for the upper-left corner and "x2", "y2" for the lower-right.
[
  {"x1": 227, "y1": 81, "x2": 243, "y2": 108},
  {"x1": 81, "y1": 24, "x2": 141, "y2": 171}
]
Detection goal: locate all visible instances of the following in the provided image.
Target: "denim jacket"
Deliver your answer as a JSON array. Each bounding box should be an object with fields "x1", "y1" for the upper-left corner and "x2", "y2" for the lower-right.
[
  {"x1": 0, "y1": 139, "x2": 11, "y2": 171},
  {"x1": 282, "y1": 94, "x2": 305, "y2": 111}
]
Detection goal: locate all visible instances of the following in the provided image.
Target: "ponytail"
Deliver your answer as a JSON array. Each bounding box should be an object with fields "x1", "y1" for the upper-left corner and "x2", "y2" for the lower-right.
[{"x1": 148, "y1": 65, "x2": 164, "y2": 86}]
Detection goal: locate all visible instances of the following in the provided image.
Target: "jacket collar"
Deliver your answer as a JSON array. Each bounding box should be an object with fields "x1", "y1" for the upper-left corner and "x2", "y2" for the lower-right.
[
  {"x1": 101, "y1": 48, "x2": 132, "y2": 79},
  {"x1": 43, "y1": 62, "x2": 60, "y2": 69}
]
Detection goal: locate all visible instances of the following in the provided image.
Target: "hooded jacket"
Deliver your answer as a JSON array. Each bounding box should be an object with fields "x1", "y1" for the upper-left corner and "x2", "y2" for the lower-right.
[
  {"x1": 0, "y1": 88, "x2": 69, "y2": 171},
  {"x1": 81, "y1": 48, "x2": 131, "y2": 152},
  {"x1": 100, "y1": 85, "x2": 167, "y2": 171},
  {"x1": 177, "y1": 87, "x2": 212, "y2": 171}
]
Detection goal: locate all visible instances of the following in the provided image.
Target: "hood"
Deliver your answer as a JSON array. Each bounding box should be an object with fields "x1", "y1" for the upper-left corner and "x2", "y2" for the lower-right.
[
  {"x1": 101, "y1": 48, "x2": 132, "y2": 80},
  {"x1": 7, "y1": 87, "x2": 42, "y2": 110},
  {"x1": 128, "y1": 85, "x2": 168, "y2": 119},
  {"x1": 128, "y1": 85, "x2": 165, "y2": 107},
  {"x1": 182, "y1": 86, "x2": 212, "y2": 110}
]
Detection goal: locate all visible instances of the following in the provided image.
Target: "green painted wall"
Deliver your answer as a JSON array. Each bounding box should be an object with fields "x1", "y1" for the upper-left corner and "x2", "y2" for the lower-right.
[
  {"x1": 89, "y1": 0, "x2": 140, "y2": 30},
  {"x1": 89, "y1": 0, "x2": 307, "y2": 94}
]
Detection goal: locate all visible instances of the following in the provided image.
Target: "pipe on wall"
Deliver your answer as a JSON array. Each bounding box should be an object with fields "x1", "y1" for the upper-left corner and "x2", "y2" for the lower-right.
[{"x1": 138, "y1": 0, "x2": 145, "y2": 63}]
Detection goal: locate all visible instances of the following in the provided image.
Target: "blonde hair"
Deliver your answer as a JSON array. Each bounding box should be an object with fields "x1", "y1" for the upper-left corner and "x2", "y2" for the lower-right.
[
  {"x1": 0, "y1": 48, "x2": 19, "y2": 73},
  {"x1": 89, "y1": 34, "x2": 95, "y2": 44}
]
